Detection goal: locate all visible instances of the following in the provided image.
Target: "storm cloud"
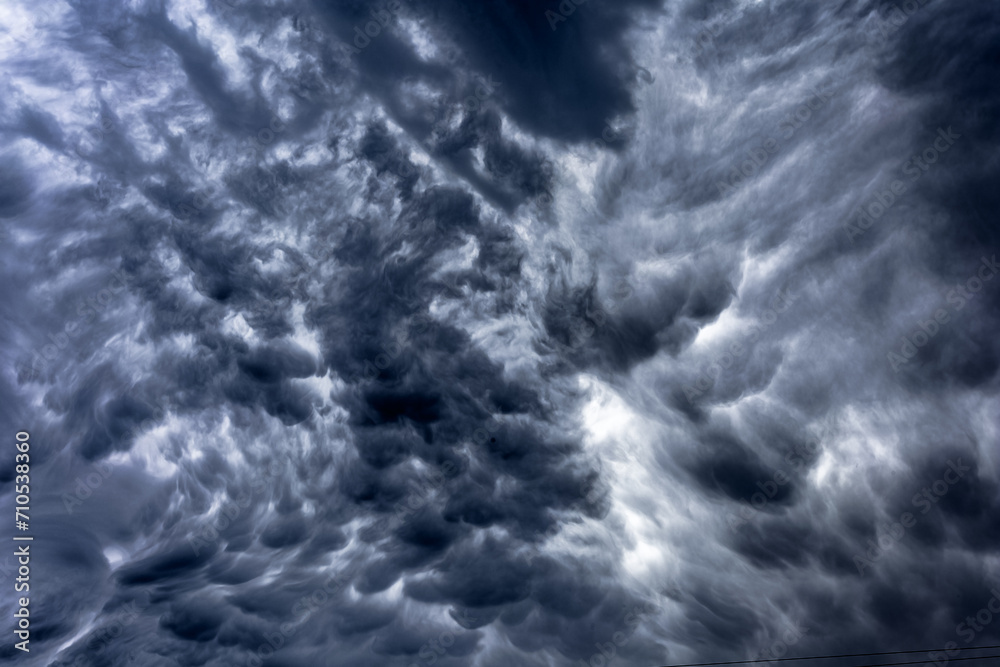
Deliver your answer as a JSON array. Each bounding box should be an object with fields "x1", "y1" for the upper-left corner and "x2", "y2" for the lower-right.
[{"x1": 2, "y1": 0, "x2": 999, "y2": 666}]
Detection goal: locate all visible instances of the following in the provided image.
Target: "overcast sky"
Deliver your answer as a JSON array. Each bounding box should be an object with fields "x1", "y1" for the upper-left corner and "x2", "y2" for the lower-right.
[{"x1": 2, "y1": 1, "x2": 1000, "y2": 666}]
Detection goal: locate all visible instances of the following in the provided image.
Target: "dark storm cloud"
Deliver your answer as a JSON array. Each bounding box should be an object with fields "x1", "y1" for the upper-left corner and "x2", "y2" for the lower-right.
[
  {"x1": 308, "y1": 0, "x2": 651, "y2": 213},
  {"x1": 315, "y1": 0, "x2": 661, "y2": 143},
  {"x1": 14, "y1": 105, "x2": 66, "y2": 151},
  {"x1": 143, "y1": 5, "x2": 277, "y2": 135},
  {"x1": 0, "y1": 155, "x2": 34, "y2": 220},
  {"x1": 4, "y1": 0, "x2": 1000, "y2": 665},
  {"x1": 428, "y1": 104, "x2": 555, "y2": 213},
  {"x1": 584, "y1": 0, "x2": 999, "y2": 664},
  {"x1": 869, "y1": 1, "x2": 1000, "y2": 392}
]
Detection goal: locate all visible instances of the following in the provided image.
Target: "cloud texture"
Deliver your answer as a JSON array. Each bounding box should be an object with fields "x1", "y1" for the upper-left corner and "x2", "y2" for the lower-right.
[{"x1": 1, "y1": 0, "x2": 999, "y2": 665}]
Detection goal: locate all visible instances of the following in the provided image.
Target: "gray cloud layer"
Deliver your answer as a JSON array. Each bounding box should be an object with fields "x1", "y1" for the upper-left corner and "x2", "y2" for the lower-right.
[{"x1": 1, "y1": 0, "x2": 999, "y2": 665}]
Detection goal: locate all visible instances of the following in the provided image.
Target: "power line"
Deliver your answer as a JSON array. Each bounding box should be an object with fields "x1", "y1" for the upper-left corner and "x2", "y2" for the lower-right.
[
  {"x1": 823, "y1": 655, "x2": 1000, "y2": 667},
  {"x1": 658, "y1": 645, "x2": 1000, "y2": 667}
]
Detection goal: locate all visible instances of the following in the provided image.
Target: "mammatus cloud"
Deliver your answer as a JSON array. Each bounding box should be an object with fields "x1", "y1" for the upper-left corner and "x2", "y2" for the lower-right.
[{"x1": 1, "y1": 0, "x2": 999, "y2": 666}]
